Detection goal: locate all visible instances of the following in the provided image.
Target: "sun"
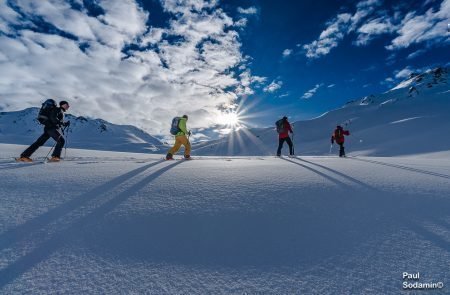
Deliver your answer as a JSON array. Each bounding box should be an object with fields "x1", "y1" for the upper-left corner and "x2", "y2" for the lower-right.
[{"x1": 217, "y1": 111, "x2": 240, "y2": 128}]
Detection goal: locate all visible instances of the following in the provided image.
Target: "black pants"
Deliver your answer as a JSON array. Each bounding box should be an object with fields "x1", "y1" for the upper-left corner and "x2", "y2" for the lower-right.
[
  {"x1": 21, "y1": 127, "x2": 65, "y2": 158},
  {"x1": 277, "y1": 137, "x2": 293, "y2": 156},
  {"x1": 338, "y1": 143, "x2": 345, "y2": 157}
]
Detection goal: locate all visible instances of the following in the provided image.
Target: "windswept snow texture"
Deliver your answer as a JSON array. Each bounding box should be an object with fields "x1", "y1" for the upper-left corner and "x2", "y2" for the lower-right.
[{"x1": 1, "y1": 144, "x2": 450, "y2": 294}]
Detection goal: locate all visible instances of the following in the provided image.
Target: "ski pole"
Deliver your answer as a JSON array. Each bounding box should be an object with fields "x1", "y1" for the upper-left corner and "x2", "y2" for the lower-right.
[
  {"x1": 329, "y1": 143, "x2": 333, "y2": 154},
  {"x1": 291, "y1": 133, "x2": 295, "y2": 155},
  {"x1": 45, "y1": 126, "x2": 67, "y2": 162},
  {"x1": 44, "y1": 142, "x2": 57, "y2": 161},
  {"x1": 64, "y1": 125, "x2": 69, "y2": 159}
]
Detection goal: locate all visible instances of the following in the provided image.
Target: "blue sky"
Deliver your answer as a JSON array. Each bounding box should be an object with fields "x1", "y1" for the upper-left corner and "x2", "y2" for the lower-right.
[{"x1": 0, "y1": 0, "x2": 449, "y2": 141}]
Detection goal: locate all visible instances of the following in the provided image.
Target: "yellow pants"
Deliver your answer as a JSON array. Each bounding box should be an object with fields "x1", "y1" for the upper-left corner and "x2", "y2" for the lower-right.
[{"x1": 168, "y1": 135, "x2": 191, "y2": 156}]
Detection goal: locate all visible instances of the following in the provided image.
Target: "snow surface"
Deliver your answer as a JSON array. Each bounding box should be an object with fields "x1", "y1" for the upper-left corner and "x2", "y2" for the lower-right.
[{"x1": 1, "y1": 143, "x2": 450, "y2": 294}]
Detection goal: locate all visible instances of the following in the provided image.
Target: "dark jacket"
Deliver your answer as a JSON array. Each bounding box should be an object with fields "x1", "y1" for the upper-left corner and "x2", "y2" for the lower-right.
[{"x1": 46, "y1": 107, "x2": 65, "y2": 128}]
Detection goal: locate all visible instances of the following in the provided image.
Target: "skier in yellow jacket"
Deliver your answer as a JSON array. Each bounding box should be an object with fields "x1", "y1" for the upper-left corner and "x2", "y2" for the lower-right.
[{"x1": 166, "y1": 115, "x2": 191, "y2": 160}]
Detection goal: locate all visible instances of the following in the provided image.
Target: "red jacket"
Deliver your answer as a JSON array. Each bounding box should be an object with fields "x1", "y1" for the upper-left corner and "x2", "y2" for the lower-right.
[
  {"x1": 279, "y1": 121, "x2": 293, "y2": 139},
  {"x1": 332, "y1": 128, "x2": 350, "y2": 144}
]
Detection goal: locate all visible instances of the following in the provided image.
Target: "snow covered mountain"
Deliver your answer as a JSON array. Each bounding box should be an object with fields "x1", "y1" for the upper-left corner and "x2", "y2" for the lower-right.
[
  {"x1": 0, "y1": 108, "x2": 165, "y2": 153},
  {"x1": 1, "y1": 67, "x2": 448, "y2": 157},
  {"x1": 192, "y1": 67, "x2": 450, "y2": 157}
]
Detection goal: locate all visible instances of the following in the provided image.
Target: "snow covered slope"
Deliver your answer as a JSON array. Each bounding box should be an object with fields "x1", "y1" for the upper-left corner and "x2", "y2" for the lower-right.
[
  {"x1": 192, "y1": 67, "x2": 450, "y2": 157},
  {"x1": 1, "y1": 67, "x2": 448, "y2": 157},
  {"x1": 0, "y1": 108, "x2": 165, "y2": 153},
  {"x1": 1, "y1": 143, "x2": 450, "y2": 294}
]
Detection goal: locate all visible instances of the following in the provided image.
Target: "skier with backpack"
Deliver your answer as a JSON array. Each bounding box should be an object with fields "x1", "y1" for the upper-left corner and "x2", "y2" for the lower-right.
[
  {"x1": 17, "y1": 100, "x2": 71, "y2": 163},
  {"x1": 275, "y1": 116, "x2": 294, "y2": 157},
  {"x1": 331, "y1": 125, "x2": 350, "y2": 157},
  {"x1": 166, "y1": 115, "x2": 191, "y2": 160}
]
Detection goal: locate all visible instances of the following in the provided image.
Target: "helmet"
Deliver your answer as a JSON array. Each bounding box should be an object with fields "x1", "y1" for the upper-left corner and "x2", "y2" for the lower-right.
[{"x1": 182, "y1": 114, "x2": 188, "y2": 119}]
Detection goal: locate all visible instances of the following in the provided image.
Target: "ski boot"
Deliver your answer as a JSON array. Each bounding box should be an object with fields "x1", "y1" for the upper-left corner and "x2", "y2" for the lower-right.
[
  {"x1": 16, "y1": 157, "x2": 33, "y2": 162},
  {"x1": 48, "y1": 156, "x2": 61, "y2": 162}
]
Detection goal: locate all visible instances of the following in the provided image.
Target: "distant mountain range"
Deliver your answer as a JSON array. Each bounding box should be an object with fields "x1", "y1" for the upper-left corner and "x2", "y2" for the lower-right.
[
  {"x1": 0, "y1": 108, "x2": 165, "y2": 153},
  {"x1": 1, "y1": 67, "x2": 449, "y2": 157},
  {"x1": 191, "y1": 67, "x2": 450, "y2": 157}
]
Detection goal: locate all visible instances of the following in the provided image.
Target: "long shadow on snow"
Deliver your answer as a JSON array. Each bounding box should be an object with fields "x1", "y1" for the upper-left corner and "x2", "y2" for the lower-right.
[
  {"x1": 293, "y1": 157, "x2": 375, "y2": 190},
  {"x1": 348, "y1": 157, "x2": 450, "y2": 180},
  {"x1": 74, "y1": 158, "x2": 446, "y2": 269},
  {"x1": 82, "y1": 192, "x2": 450, "y2": 270},
  {"x1": 0, "y1": 160, "x2": 182, "y2": 288},
  {"x1": 292, "y1": 157, "x2": 450, "y2": 247},
  {"x1": 0, "y1": 160, "x2": 165, "y2": 252},
  {"x1": 0, "y1": 162, "x2": 44, "y2": 170},
  {"x1": 293, "y1": 157, "x2": 450, "y2": 273}
]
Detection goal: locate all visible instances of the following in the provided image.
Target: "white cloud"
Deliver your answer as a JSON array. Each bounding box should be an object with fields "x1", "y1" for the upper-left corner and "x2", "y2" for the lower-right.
[
  {"x1": 390, "y1": 65, "x2": 431, "y2": 82},
  {"x1": 234, "y1": 18, "x2": 248, "y2": 27},
  {"x1": 282, "y1": 49, "x2": 292, "y2": 57},
  {"x1": 407, "y1": 48, "x2": 427, "y2": 59},
  {"x1": 386, "y1": 0, "x2": 450, "y2": 50},
  {"x1": 304, "y1": 13, "x2": 352, "y2": 59},
  {"x1": 0, "y1": 1, "x2": 21, "y2": 34},
  {"x1": 327, "y1": 84, "x2": 336, "y2": 88},
  {"x1": 263, "y1": 80, "x2": 283, "y2": 93},
  {"x1": 355, "y1": 16, "x2": 396, "y2": 46},
  {"x1": 301, "y1": 83, "x2": 323, "y2": 99},
  {"x1": 302, "y1": 0, "x2": 449, "y2": 57},
  {"x1": 303, "y1": 0, "x2": 383, "y2": 59},
  {"x1": 237, "y1": 7, "x2": 258, "y2": 15},
  {"x1": 0, "y1": 0, "x2": 264, "y2": 137},
  {"x1": 394, "y1": 67, "x2": 414, "y2": 79}
]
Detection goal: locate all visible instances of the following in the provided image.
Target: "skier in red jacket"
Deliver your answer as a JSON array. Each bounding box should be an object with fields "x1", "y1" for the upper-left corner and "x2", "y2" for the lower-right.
[
  {"x1": 331, "y1": 125, "x2": 350, "y2": 157},
  {"x1": 276, "y1": 116, "x2": 293, "y2": 156}
]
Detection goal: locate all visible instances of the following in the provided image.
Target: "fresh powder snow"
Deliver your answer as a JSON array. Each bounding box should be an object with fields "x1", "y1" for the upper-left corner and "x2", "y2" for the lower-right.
[{"x1": 1, "y1": 144, "x2": 450, "y2": 293}]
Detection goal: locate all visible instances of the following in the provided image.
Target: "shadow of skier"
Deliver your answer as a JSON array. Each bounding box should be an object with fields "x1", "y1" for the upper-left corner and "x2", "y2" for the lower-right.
[
  {"x1": 347, "y1": 157, "x2": 450, "y2": 180},
  {"x1": 292, "y1": 157, "x2": 379, "y2": 192},
  {"x1": 0, "y1": 160, "x2": 183, "y2": 289}
]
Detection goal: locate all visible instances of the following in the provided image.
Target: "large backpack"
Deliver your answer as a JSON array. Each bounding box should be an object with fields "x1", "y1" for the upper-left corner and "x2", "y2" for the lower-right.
[
  {"x1": 170, "y1": 117, "x2": 181, "y2": 135},
  {"x1": 37, "y1": 99, "x2": 57, "y2": 125},
  {"x1": 275, "y1": 119, "x2": 286, "y2": 134}
]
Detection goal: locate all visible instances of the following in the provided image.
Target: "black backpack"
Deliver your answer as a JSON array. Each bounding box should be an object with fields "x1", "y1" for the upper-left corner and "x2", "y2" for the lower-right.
[
  {"x1": 37, "y1": 99, "x2": 57, "y2": 125},
  {"x1": 170, "y1": 117, "x2": 181, "y2": 135},
  {"x1": 275, "y1": 119, "x2": 286, "y2": 133},
  {"x1": 334, "y1": 128, "x2": 343, "y2": 139}
]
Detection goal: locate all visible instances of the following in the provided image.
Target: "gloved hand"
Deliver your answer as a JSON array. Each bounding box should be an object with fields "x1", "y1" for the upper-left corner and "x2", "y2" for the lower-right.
[
  {"x1": 188, "y1": 130, "x2": 191, "y2": 136},
  {"x1": 331, "y1": 138, "x2": 334, "y2": 144}
]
